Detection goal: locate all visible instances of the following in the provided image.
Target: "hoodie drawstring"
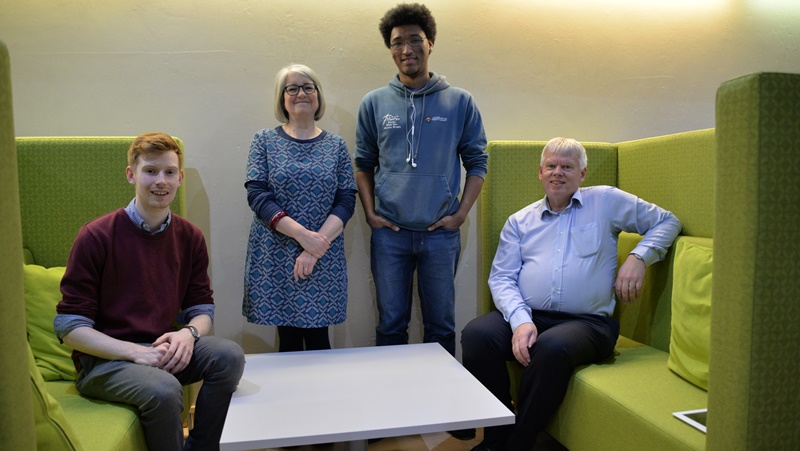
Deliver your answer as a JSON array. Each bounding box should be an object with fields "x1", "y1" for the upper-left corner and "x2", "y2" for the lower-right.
[{"x1": 405, "y1": 89, "x2": 425, "y2": 168}]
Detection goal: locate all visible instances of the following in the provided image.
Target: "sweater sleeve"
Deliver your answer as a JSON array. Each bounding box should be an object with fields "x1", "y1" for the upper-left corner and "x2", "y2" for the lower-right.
[
  {"x1": 330, "y1": 137, "x2": 358, "y2": 225},
  {"x1": 57, "y1": 223, "x2": 106, "y2": 320},
  {"x1": 246, "y1": 180, "x2": 283, "y2": 223},
  {"x1": 245, "y1": 130, "x2": 284, "y2": 222},
  {"x1": 181, "y1": 221, "x2": 215, "y2": 310},
  {"x1": 330, "y1": 188, "x2": 356, "y2": 225}
]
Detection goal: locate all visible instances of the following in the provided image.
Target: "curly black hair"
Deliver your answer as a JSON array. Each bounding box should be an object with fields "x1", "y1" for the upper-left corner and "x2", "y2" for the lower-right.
[{"x1": 378, "y1": 3, "x2": 437, "y2": 49}]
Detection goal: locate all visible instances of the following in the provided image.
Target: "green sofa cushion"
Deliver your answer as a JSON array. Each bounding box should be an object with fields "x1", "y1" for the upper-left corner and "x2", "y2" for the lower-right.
[
  {"x1": 615, "y1": 232, "x2": 674, "y2": 352},
  {"x1": 26, "y1": 266, "x2": 146, "y2": 450},
  {"x1": 23, "y1": 247, "x2": 35, "y2": 264},
  {"x1": 46, "y1": 381, "x2": 147, "y2": 451},
  {"x1": 548, "y1": 338, "x2": 707, "y2": 451},
  {"x1": 669, "y1": 238, "x2": 713, "y2": 391},
  {"x1": 24, "y1": 264, "x2": 77, "y2": 381},
  {"x1": 28, "y1": 344, "x2": 83, "y2": 450}
]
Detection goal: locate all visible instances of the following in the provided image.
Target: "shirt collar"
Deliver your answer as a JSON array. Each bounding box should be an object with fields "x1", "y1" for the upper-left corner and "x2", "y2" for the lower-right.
[
  {"x1": 538, "y1": 189, "x2": 584, "y2": 217},
  {"x1": 125, "y1": 198, "x2": 171, "y2": 234}
]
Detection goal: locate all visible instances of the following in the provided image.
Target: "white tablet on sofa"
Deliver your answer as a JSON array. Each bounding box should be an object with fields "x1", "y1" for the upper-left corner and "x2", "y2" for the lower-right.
[{"x1": 673, "y1": 408, "x2": 707, "y2": 433}]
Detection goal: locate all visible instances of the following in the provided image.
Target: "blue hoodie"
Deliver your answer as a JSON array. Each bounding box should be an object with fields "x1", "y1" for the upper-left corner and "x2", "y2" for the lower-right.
[{"x1": 355, "y1": 72, "x2": 488, "y2": 231}]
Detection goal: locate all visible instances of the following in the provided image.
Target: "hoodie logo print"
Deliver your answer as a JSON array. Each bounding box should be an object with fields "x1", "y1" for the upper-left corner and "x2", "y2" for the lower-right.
[{"x1": 382, "y1": 114, "x2": 401, "y2": 130}]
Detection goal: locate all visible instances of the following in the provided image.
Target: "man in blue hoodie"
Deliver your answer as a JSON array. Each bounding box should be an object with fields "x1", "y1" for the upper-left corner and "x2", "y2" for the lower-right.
[{"x1": 355, "y1": 3, "x2": 488, "y2": 358}]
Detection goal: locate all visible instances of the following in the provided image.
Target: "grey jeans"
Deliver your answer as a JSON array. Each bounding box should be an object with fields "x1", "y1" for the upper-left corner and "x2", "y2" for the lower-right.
[{"x1": 75, "y1": 336, "x2": 245, "y2": 451}]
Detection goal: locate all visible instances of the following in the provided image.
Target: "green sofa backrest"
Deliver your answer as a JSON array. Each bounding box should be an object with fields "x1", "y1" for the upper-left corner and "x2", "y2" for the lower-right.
[
  {"x1": 708, "y1": 72, "x2": 800, "y2": 450},
  {"x1": 617, "y1": 129, "x2": 716, "y2": 238},
  {"x1": 16, "y1": 137, "x2": 186, "y2": 268},
  {"x1": 480, "y1": 129, "x2": 715, "y2": 353}
]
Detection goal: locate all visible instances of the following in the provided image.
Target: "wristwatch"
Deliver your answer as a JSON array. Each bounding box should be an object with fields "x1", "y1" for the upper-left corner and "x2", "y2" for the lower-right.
[
  {"x1": 632, "y1": 253, "x2": 645, "y2": 263},
  {"x1": 186, "y1": 325, "x2": 200, "y2": 343}
]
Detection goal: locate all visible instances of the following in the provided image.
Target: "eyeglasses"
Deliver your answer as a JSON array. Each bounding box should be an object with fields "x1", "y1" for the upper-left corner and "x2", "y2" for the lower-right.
[
  {"x1": 390, "y1": 38, "x2": 426, "y2": 51},
  {"x1": 284, "y1": 84, "x2": 317, "y2": 96}
]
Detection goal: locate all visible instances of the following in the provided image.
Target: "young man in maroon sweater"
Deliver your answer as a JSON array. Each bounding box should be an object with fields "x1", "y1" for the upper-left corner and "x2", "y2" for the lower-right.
[{"x1": 55, "y1": 132, "x2": 245, "y2": 451}]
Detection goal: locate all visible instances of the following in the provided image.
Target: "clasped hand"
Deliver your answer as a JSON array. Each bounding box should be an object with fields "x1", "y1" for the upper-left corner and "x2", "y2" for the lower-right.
[
  {"x1": 295, "y1": 230, "x2": 330, "y2": 259},
  {"x1": 294, "y1": 251, "x2": 318, "y2": 281},
  {"x1": 135, "y1": 329, "x2": 195, "y2": 374},
  {"x1": 292, "y1": 230, "x2": 330, "y2": 280}
]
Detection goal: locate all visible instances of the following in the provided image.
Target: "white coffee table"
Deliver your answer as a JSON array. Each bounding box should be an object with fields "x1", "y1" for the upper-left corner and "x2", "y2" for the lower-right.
[{"x1": 219, "y1": 343, "x2": 514, "y2": 451}]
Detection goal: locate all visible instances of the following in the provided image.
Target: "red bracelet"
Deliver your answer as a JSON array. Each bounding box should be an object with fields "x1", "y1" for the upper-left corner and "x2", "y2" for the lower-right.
[{"x1": 269, "y1": 210, "x2": 288, "y2": 230}]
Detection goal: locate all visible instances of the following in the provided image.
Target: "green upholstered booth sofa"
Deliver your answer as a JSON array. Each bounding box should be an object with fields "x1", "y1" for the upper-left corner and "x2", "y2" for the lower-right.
[
  {"x1": 479, "y1": 72, "x2": 800, "y2": 451},
  {"x1": 0, "y1": 42, "x2": 189, "y2": 451}
]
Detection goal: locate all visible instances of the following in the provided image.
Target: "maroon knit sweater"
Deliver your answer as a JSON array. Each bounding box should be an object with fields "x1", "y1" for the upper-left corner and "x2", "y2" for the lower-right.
[{"x1": 57, "y1": 209, "x2": 214, "y2": 346}]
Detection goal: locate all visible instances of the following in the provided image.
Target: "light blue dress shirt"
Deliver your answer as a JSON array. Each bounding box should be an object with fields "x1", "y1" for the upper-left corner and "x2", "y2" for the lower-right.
[
  {"x1": 125, "y1": 198, "x2": 171, "y2": 233},
  {"x1": 490, "y1": 185, "x2": 681, "y2": 331}
]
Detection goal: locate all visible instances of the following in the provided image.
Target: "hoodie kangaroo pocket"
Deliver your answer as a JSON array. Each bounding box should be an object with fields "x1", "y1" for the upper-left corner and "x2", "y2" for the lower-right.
[{"x1": 375, "y1": 172, "x2": 451, "y2": 227}]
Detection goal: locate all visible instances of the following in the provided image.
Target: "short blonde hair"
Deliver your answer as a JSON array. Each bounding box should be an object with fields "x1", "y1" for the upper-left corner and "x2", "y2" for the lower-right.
[
  {"x1": 540, "y1": 137, "x2": 588, "y2": 170},
  {"x1": 273, "y1": 64, "x2": 326, "y2": 123},
  {"x1": 127, "y1": 132, "x2": 183, "y2": 168}
]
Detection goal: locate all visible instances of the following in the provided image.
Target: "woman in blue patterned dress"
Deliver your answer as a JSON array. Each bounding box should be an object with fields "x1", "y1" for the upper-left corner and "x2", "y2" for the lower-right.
[{"x1": 243, "y1": 64, "x2": 357, "y2": 351}]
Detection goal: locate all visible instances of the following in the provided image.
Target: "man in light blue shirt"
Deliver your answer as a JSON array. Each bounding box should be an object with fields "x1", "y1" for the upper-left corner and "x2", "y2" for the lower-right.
[{"x1": 462, "y1": 137, "x2": 681, "y2": 451}]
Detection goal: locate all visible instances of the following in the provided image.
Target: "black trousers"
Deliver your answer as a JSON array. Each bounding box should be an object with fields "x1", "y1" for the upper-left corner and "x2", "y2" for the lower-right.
[
  {"x1": 278, "y1": 326, "x2": 331, "y2": 352},
  {"x1": 461, "y1": 309, "x2": 619, "y2": 451}
]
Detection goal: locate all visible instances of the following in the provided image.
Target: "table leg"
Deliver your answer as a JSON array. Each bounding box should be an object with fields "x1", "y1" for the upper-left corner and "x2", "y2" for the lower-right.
[{"x1": 345, "y1": 439, "x2": 368, "y2": 451}]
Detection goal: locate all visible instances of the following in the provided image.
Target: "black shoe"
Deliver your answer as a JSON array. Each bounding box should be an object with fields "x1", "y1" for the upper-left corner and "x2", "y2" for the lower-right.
[
  {"x1": 448, "y1": 428, "x2": 477, "y2": 440},
  {"x1": 471, "y1": 441, "x2": 505, "y2": 451}
]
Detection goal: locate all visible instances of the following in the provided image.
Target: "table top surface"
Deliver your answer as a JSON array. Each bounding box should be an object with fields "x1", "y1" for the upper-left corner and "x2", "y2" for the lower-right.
[{"x1": 219, "y1": 343, "x2": 514, "y2": 450}]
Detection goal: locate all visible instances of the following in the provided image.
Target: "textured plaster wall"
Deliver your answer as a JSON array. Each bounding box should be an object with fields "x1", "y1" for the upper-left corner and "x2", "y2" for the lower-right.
[{"x1": 2, "y1": 0, "x2": 799, "y2": 358}]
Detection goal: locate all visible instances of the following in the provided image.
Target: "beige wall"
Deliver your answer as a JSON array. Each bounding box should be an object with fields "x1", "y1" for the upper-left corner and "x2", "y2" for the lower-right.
[{"x1": 3, "y1": 0, "x2": 799, "y2": 358}]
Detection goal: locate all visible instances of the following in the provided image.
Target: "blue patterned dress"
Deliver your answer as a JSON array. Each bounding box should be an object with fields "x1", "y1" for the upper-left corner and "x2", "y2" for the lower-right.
[{"x1": 243, "y1": 127, "x2": 356, "y2": 327}]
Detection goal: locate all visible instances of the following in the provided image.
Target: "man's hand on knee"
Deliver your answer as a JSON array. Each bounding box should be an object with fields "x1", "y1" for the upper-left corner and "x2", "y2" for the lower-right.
[{"x1": 512, "y1": 322, "x2": 538, "y2": 367}]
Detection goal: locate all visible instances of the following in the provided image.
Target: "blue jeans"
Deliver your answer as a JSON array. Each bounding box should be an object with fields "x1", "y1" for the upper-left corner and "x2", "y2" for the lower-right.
[
  {"x1": 371, "y1": 226, "x2": 460, "y2": 355},
  {"x1": 75, "y1": 336, "x2": 245, "y2": 451}
]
